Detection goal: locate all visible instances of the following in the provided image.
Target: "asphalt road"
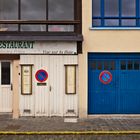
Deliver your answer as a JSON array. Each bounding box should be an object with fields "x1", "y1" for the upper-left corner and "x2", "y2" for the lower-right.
[{"x1": 0, "y1": 135, "x2": 139, "y2": 140}]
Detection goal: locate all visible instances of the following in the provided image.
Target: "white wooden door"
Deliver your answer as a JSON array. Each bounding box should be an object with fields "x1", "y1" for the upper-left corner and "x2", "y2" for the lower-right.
[
  {"x1": 34, "y1": 56, "x2": 50, "y2": 116},
  {"x1": 49, "y1": 56, "x2": 64, "y2": 116},
  {"x1": 0, "y1": 61, "x2": 12, "y2": 112},
  {"x1": 19, "y1": 55, "x2": 78, "y2": 117}
]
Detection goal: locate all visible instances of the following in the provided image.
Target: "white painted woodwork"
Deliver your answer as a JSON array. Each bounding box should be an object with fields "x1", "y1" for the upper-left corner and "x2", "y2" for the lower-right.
[
  {"x1": 0, "y1": 62, "x2": 12, "y2": 112},
  {"x1": 20, "y1": 55, "x2": 78, "y2": 117}
]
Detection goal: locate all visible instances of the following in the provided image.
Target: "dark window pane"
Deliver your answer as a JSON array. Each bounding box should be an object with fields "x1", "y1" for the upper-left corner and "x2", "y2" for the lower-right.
[
  {"x1": 104, "y1": 61, "x2": 110, "y2": 70},
  {"x1": 89, "y1": 61, "x2": 96, "y2": 70},
  {"x1": 97, "y1": 61, "x2": 102, "y2": 70},
  {"x1": 0, "y1": 24, "x2": 18, "y2": 31},
  {"x1": 0, "y1": 0, "x2": 18, "y2": 31},
  {"x1": 110, "y1": 61, "x2": 115, "y2": 70},
  {"x1": 48, "y1": 0, "x2": 74, "y2": 31},
  {"x1": 1, "y1": 62, "x2": 10, "y2": 85},
  {"x1": 48, "y1": 0, "x2": 74, "y2": 20},
  {"x1": 21, "y1": 0, "x2": 46, "y2": 20},
  {"x1": 105, "y1": 20, "x2": 119, "y2": 26},
  {"x1": 92, "y1": 19, "x2": 101, "y2": 26},
  {"x1": 121, "y1": 61, "x2": 126, "y2": 70},
  {"x1": 122, "y1": 20, "x2": 136, "y2": 26},
  {"x1": 128, "y1": 61, "x2": 133, "y2": 70},
  {"x1": 48, "y1": 25, "x2": 74, "y2": 32},
  {"x1": 92, "y1": 0, "x2": 100, "y2": 16},
  {"x1": 122, "y1": 0, "x2": 136, "y2": 16},
  {"x1": 105, "y1": 0, "x2": 119, "y2": 17},
  {"x1": 21, "y1": 25, "x2": 46, "y2": 31},
  {"x1": 0, "y1": 0, "x2": 18, "y2": 20},
  {"x1": 134, "y1": 61, "x2": 139, "y2": 70}
]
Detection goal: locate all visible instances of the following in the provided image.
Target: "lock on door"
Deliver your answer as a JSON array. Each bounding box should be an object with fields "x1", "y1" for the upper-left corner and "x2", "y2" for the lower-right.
[{"x1": 49, "y1": 85, "x2": 52, "y2": 92}]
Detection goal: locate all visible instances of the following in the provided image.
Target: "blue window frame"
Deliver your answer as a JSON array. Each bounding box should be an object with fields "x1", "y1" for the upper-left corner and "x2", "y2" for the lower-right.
[{"x1": 92, "y1": 0, "x2": 140, "y2": 27}]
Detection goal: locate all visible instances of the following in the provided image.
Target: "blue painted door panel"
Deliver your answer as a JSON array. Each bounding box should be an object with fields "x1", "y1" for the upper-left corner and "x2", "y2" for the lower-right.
[
  {"x1": 88, "y1": 70, "x2": 117, "y2": 114},
  {"x1": 88, "y1": 53, "x2": 140, "y2": 114},
  {"x1": 119, "y1": 61, "x2": 140, "y2": 114}
]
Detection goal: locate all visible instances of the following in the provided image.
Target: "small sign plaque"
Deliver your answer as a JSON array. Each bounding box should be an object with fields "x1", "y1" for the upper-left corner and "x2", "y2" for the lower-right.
[{"x1": 37, "y1": 83, "x2": 47, "y2": 86}]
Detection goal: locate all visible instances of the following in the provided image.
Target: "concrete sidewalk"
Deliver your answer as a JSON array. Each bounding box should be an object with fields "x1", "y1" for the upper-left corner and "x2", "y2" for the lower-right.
[{"x1": 0, "y1": 115, "x2": 139, "y2": 132}]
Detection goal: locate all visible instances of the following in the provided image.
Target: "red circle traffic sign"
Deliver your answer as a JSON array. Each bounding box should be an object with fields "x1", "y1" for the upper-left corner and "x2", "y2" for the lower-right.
[
  {"x1": 35, "y1": 69, "x2": 48, "y2": 82},
  {"x1": 99, "y1": 70, "x2": 112, "y2": 84}
]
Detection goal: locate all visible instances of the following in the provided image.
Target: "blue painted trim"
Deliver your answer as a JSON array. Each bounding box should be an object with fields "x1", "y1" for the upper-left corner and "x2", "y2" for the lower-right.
[
  {"x1": 119, "y1": 0, "x2": 121, "y2": 26},
  {"x1": 88, "y1": 53, "x2": 140, "y2": 59},
  {"x1": 101, "y1": 0, "x2": 104, "y2": 26},
  {"x1": 92, "y1": 0, "x2": 140, "y2": 27},
  {"x1": 90, "y1": 27, "x2": 140, "y2": 30},
  {"x1": 136, "y1": 0, "x2": 139, "y2": 26},
  {"x1": 92, "y1": 17, "x2": 138, "y2": 19},
  {"x1": 92, "y1": 0, "x2": 93, "y2": 27}
]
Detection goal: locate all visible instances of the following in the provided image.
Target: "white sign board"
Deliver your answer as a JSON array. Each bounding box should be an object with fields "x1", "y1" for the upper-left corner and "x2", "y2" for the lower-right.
[
  {"x1": 66, "y1": 65, "x2": 76, "y2": 94},
  {"x1": 21, "y1": 66, "x2": 32, "y2": 95},
  {"x1": 0, "y1": 41, "x2": 77, "y2": 54}
]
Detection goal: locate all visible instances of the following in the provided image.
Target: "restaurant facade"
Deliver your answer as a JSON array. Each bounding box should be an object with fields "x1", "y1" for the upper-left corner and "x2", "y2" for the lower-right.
[{"x1": 0, "y1": 0, "x2": 82, "y2": 118}]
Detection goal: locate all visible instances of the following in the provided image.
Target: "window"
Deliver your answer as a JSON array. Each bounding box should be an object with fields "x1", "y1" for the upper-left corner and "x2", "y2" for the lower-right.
[
  {"x1": 121, "y1": 60, "x2": 140, "y2": 70},
  {"x1": 97, "y1": 61, "x2": 102, "y2": 70},
  {"x1": 89, "y1": 61, "x2": 96, "y2": 70},
  {"x1": 0, "y1": 0, "x2": 81, "y2": 32},
  {"x1": 48, "y1": 0, "x2": 74, "y2": 32},
  {"x1": 121, "y1": 61, "x2": 126, "y2": 70},
  {"x1": 1, "y1": 62, "x2": 10, "y2": 85},
  {"x1": 127, "y1": 61, "x2": 133, "y2": 70},
  {"x1": 90, "y1": 60, "x2": 116, "y2": 70},
  {"x1": 134, "y1": 61, "x2": 140, "y2": 70},
  {"x1": 110, "y1": 61, "x2": 115, "y2": 70},
  {"x1": 92, "y1": 0, "x2": 139, "y2": 27}
]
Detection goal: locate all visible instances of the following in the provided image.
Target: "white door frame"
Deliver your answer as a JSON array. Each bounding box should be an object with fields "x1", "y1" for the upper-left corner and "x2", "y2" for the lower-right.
[{"x1": 0, "y1": 60, "x2": 12, "y2": 113}]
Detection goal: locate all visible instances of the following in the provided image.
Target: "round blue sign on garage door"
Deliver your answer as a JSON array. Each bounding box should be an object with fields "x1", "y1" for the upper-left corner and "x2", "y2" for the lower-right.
[
  {"x1": 35, "y1": 69, "x2": 48, "y2": 82},
  {"x1": 99, "y1": 70, "x2": 112, "y2": 84}
]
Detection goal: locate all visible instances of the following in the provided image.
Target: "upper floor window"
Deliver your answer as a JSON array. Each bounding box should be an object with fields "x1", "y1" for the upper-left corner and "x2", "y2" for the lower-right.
[
  {"x1": 0, "y1": 0, "x2": 81, "y2": 32},
  {"x1": 92, "y1": 0, "x2": 139, "y2": 27}
]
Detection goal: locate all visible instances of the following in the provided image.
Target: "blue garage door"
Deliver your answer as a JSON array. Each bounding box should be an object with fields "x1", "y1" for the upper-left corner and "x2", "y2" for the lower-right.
[{"x1": 88, "y1": 53, "x2": 140, "y2": 114}]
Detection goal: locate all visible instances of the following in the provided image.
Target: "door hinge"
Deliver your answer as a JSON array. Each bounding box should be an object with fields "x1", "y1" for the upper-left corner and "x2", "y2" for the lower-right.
[{"x1": 11, "y1": 83, "x2": 13, "y2": 91}]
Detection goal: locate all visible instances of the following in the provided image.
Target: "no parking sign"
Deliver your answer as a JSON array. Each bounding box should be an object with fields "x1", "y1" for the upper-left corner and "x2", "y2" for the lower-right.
[
  {"x1": 35, "y1": 69, "x2": 48, "y2": 83},
  {"x1": 99, "y1": 70, "x2": 112, "y2": 84}
]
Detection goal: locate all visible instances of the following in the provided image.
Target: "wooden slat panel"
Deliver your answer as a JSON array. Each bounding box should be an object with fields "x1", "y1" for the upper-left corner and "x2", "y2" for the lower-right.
[
  {"x1": 0, "y1": 87, "x2": 12, "y2": 112},
  {"x1": 20, "y1": 49, "x2": 78, "y2": 117}
]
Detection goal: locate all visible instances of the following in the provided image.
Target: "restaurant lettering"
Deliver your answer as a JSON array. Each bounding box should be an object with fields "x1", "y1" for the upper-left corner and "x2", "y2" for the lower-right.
[
  {"x1": 0, "y1": 41, "x2": 34, "y2": 49},
  {"x1": 0, "y1": 41, "x2": 77, "y2": 54}
]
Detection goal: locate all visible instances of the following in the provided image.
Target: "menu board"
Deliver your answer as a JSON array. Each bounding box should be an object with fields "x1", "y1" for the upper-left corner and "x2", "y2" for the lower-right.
[
  {"x1": 21, "y1": 66, "x2": 32, "y2": 95},
  {"x1": 66, "y1": 65, "x2": 76, "y2": 94}
]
